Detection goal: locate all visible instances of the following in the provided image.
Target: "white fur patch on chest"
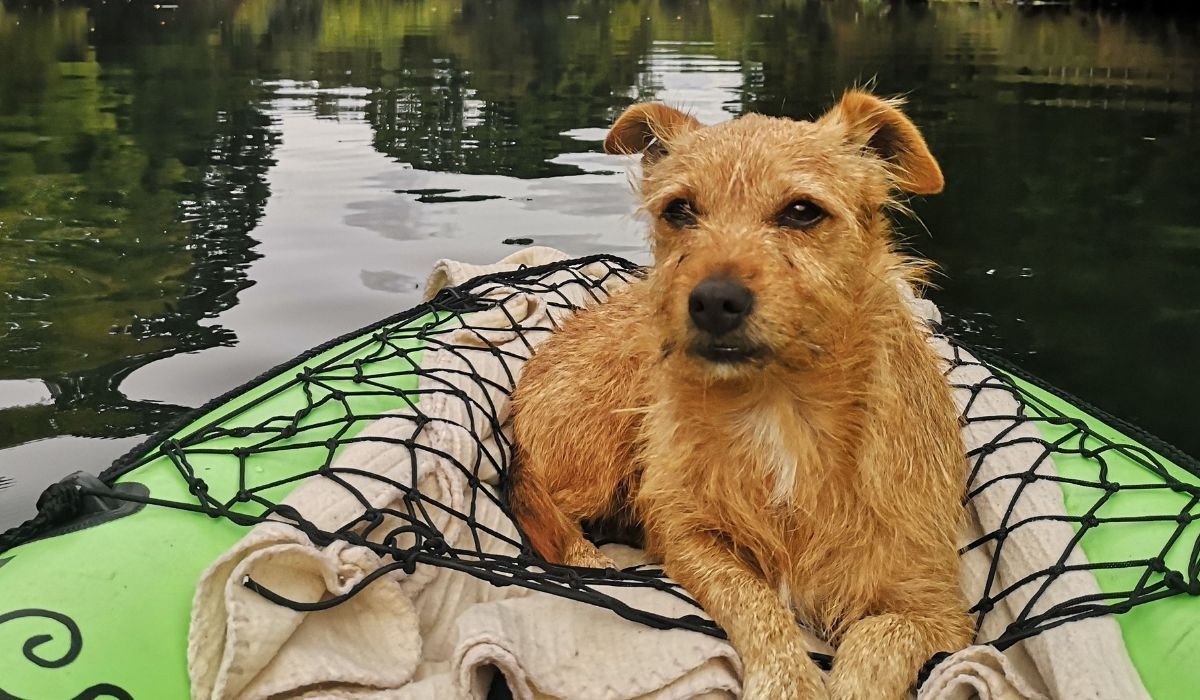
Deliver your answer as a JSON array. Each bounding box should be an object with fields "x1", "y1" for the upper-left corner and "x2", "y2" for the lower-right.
[
  {"x1": 735, "y1": 404, "x2": 800, "y2": 504},
  {"x1": 777, "y1": 579, "x2": 795, "y2": 611}
]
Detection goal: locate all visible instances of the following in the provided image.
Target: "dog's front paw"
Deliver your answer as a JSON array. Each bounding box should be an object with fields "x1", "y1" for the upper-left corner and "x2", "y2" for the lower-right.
[
  {"x1": 825, "y1": 676, "x2": 881, "y2": 700},
  {"x1": 561, "y1": 540, "x2": 616, "y2": 570},
  {"x1": 742, "y1": 657, "x2": 829, "y2": 700}
]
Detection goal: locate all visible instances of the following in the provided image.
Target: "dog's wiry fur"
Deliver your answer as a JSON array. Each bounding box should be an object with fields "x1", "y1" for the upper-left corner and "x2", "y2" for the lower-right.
[{"x1": 508, "y1": 91, "x2": 973, "y2": 699}]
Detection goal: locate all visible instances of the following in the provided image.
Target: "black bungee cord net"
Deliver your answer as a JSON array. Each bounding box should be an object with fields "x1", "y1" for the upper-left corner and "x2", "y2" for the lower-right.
[
  {"x1": 946, "y1": 341, "x2": 1200, "y2": 649},
  {"x1": 2, "y1": 254, "x2": 1198, "y2": 682}
]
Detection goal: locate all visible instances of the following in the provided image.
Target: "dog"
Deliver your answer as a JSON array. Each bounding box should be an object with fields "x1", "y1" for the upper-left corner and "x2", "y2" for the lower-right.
[{"x1": 508, "y1": 90, "x2": 972, "y2": 699}]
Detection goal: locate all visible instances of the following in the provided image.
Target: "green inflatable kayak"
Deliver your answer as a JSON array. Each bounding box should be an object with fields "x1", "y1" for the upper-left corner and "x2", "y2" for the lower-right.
[{"x1": 1, "y1": 255, "x2": 1197, "y2": 699}]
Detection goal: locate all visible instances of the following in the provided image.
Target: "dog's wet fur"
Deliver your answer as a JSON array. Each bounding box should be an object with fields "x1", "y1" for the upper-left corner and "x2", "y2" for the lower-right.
[{"x1": 509, "y1": 90, "x2": 972, "y2": 699}]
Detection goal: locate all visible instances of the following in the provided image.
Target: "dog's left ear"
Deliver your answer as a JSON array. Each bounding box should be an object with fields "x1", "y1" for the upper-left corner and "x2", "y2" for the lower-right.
[{"x1": 821, "y1": 90, "x2": 944, "y2": 195}]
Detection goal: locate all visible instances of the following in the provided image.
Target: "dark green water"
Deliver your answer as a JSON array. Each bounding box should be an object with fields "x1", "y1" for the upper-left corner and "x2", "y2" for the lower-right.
[{"x1": 0, "y1": 0, "x2": 1198, "y2": 527}]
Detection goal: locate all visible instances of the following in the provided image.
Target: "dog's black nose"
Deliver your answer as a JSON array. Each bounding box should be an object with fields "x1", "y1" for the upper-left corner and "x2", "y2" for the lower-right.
[{"x1": 688, "y1": 277, "x2": 753, "y2": 336}]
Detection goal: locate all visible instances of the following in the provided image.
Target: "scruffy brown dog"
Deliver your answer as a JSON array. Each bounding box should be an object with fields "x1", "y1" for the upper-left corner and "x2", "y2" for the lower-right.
[{"x1": 509, "y1": 91, "x2": 973, "y2": 699}]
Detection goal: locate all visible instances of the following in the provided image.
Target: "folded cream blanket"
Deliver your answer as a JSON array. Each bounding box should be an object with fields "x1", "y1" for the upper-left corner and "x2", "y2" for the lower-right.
[{"x1": 188, "y1": 247, "x2": 1148, "y2": 700}]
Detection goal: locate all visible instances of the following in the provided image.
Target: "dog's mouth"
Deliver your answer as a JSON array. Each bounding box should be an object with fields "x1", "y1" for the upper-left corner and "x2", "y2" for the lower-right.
[{"x1": 689, "y1": 340, "x2": 766, "y2": 365}]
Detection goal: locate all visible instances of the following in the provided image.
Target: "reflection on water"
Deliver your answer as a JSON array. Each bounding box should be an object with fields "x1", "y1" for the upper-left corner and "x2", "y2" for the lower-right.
[
  {"x1": 638, "y1": 42, "x2": 749, "y2": 123},
  {"x1": 0, "y1": 4, "x2": 275, "y2": 469},
  {"x1": 0, "y1": 0, "x2": 1198, "y2": 525}
]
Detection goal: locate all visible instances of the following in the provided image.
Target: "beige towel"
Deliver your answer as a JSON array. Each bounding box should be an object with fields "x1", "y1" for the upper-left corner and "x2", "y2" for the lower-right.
[
  {"x1": 449, "y1": 546, "x2": 746, "y2": 700},
  {"x1": 421, "y1": 245, "x2": 573, "y2": 303},
  {"x1": 189, "y1": 247, "x2": 1148, "y2": 700},
  {"x1": 919, "y1": 645, "x2": 1047, "y2": 700}
]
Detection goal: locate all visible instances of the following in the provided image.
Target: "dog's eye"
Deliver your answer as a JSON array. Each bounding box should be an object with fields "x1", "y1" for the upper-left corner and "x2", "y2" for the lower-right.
[
  {"x1": 661, "y1": 198, "x2": 699, "y2": 228},
  {"x1": 778, "y1": 200, "x2": 827, "y2": 229}
]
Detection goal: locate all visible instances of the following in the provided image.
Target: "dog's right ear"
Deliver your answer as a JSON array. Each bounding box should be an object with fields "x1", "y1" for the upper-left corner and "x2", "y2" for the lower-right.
[
  {"x1": 603, "y1": 103, "x2": 701, "y2": 164},
  {"x1": 820, "y1": 90, "x2": 944, "y2": 195}
]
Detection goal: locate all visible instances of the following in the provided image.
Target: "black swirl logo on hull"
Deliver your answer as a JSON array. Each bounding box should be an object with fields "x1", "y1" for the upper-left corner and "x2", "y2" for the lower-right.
[{"x1": 0, "y1": 608, "x2": 133, "y2": 700}]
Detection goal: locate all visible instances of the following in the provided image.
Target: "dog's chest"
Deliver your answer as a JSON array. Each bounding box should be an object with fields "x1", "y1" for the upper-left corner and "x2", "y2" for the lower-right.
[{"x1": 732, "y1": 403, "x2": 816, "y2": 504}]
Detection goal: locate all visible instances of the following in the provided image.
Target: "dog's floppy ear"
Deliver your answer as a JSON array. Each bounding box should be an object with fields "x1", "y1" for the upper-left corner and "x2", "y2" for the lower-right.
[
  {"x1": 821, "y1": 90, "x2": 944, "y2": 195},
  {"x1": 604, "y1": 103, "x2": 701, "y2": 164}
]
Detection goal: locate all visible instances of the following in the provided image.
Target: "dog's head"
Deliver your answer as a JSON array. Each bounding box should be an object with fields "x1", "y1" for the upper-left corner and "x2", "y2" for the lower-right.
[{"x1": 605, "y1": 90, "x2": 942, "y2": 382}]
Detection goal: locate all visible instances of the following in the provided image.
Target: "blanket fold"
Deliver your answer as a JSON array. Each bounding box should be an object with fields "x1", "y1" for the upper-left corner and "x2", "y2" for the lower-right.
[{"x1": 188, "y1": 523, "x2": 421, "y2": 700}]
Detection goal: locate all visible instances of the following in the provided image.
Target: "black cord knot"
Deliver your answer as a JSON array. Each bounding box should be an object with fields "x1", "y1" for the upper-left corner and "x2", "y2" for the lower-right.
[
  {"x1": 189, "y1": 478, "x2": 210, "y2": 496},
  {"x1": 973, "y1": 599, "x2": 995, "y2": 614},
  {"x1": 401, "y1": 549, "x2": 420, "y2": 575},
  {"x1": 1162, "y1": 570, "x2": 1200, "y2": 596},
  {"x1": 34, "y1": 481, "x2": 83, "y2": 517}
]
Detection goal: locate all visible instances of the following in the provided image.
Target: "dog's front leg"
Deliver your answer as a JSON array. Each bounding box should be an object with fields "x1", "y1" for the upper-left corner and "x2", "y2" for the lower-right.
[
  {"x1": 827, "y1": 606, "x2": 971, "y2": 700},
  {"x1": 659, "y1": 531, "x2": 829, "y2": 700}
]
